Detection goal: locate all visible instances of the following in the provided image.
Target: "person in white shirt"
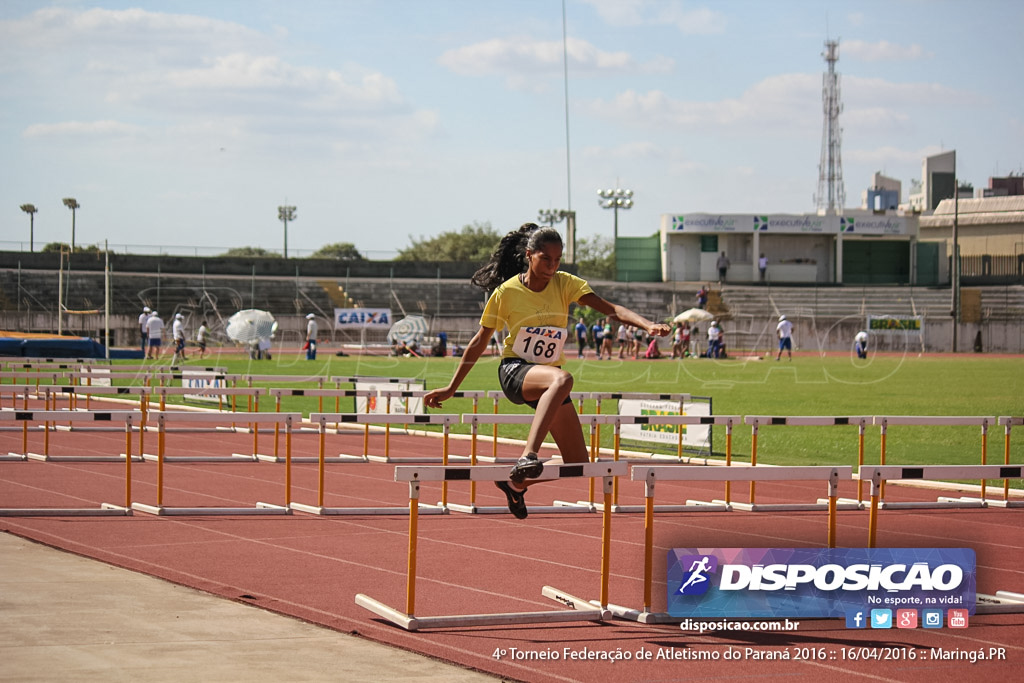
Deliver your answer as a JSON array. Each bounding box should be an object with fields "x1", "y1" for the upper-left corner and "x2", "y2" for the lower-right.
[
  {"x1": 145, "y1": 312, "x2": 164, "y2": 359},
  {"x1": 196, "y1": 321, "x2": 209, "y2": 358},
  {"x1": 305, "y1": 313, "x2": 318, "y2": 360},
  {"x1": 138, "y1": 306, "x2": 151, "y2": 353},
  {"x1": 707, "y1": 321, "x2": 721, "y2": 358},
  {"x1": 776, "y1": 314, "x2": 794, "y2": 361},
  {"x1": 854, "y1": 330, "x2": 869, "y2": 359},
  {"x1": 171, "y1": 313, "x2": 187, "y2": 365},
  {"x1": 759, "y1": 254, "x2": 768, "y2": 282}
]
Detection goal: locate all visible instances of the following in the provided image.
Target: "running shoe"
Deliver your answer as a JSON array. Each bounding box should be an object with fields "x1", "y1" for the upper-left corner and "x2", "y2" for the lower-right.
[
  {"x1": 509, "y1": 452, "x2": 543, "y2": 484},
  {"x1": 495, "y1": 481, "x2": 528, "y2": 519}
]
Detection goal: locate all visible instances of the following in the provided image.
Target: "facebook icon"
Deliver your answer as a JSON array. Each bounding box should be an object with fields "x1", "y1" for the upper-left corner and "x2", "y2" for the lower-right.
[{"x1": 845, "y1": 610, "x2": 866, "y2": 629}]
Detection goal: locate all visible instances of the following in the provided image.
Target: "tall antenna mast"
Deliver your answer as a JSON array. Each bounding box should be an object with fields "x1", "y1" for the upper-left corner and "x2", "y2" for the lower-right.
[{"x1": 815, "y1": 39, "x2": 845, "y2": 214}]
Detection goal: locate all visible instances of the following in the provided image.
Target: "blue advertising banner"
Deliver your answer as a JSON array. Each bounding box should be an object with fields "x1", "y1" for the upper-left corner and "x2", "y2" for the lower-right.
[{"x1": 667, "y1": 548, "x2": 976, "y2": 619}]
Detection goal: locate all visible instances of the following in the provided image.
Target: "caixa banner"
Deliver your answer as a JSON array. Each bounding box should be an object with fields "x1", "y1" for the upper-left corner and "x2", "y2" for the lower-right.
[{"x1": 667, "y1": 548, "x2": 975, "y2": 618}]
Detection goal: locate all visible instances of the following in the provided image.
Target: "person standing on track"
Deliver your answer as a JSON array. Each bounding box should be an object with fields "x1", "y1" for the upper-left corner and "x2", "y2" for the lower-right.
[{"x1": 424, "y1": 223, "x2": 670, "y2": 519}]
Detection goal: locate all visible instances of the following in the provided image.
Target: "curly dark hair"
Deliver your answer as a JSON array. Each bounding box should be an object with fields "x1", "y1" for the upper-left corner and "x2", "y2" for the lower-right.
[{"x1": 470, "y1": 223, "x2": 563, "y2": 291}]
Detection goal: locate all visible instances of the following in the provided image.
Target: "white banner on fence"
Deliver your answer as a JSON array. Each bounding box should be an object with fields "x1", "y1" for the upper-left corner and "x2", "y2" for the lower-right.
[
  {"x1": 83, "y1": 367, "x2": 111, "y2": 387},
  {"x1": 619, "y1": 398, "x2": 711, "y2": 448},
  {"x1": 182, "y1": 372, "x2": 228, "y2": 403},
  {"x1": 354, "y1": 381, "x2": 425, "y2": 415},
  {"x1": 334, "y1": 308, "x2": 392, "y2": 329}
]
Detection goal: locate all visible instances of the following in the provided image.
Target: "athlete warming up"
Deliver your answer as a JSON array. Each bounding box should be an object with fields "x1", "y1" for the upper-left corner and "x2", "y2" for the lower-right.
[{"x1": 424, "y1": 223, "x2": 670, "y2": 519}]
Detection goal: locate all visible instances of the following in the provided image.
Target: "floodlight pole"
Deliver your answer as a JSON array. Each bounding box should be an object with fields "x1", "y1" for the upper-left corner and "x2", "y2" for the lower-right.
[
  {"x1": 20, "y1": 204, "x2": 38, "y2": 252},
  {"x1": 951, "y1": 151, "x2": 960, "y2": 353},
  {"x1": 278, "y1": 205, "x2": 296, "y2": 258},
  {"x1": 62, "y1": 198, "x2": 79, "y2": 251},
  {"x1": 537, "y1": 209, "x2": 576, "y2": 264}
]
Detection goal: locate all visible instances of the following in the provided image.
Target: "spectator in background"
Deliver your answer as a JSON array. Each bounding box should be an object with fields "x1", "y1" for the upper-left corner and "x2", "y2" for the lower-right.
[
  {"x1": 145, "y1": 311, "x2": 164, "y2": 360},
  {"x1": 759, "y1": 253, "x2": 768, "y2": 282},
  {"x1": 706, "y1": 320, "x2": 721, "y2": 358},
  {"x1": 590, "y1": 319, "x2": 605, "y2": 358},
  {"x1": 696, "y1": 285, "x2": 708, "y2": 309},
  {"x1": 855, "y1": 330, "x2": 869, "y2": 359},
  {"x1": 575, "y1": 318, "x2": 588, "y2": 359},
  {"x1": 171, "y1": 313, "x2": 187, "y2": 365},
  {"x1": 617, "y1": 322, "x2": 630, "y2": 358},
  {"x1": 305, "y1": 313, "x2": 318, "y2": 360},
  {"x1": 645, "y1": 334, "x2": 663, "y2": 359},
  {"x1": 776, "y1": 314, "x2": 794, "y2": 361},
  {"x1": 600, "y1": 320, "x2": 614, "y2": 359},
  {"x1": 138, "y1": 306, "x2": 151, "y2": 353},
  {"x1": 196, "y1": 320, "x2": 209, "y2": 359},
  {"x1": 717, "y1": 252, "x2": 730, "y2": 282}
]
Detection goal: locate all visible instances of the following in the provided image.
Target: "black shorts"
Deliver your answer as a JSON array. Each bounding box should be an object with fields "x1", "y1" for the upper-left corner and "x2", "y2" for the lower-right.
[{"x1": 498, "y1": 358, "x2": 572, "y2": 410}]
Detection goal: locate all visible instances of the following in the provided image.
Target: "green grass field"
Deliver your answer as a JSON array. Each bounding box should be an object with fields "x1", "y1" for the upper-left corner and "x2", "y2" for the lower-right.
[{"x1": 117, "y1": 349, "x2": 1024, "y2": 478}]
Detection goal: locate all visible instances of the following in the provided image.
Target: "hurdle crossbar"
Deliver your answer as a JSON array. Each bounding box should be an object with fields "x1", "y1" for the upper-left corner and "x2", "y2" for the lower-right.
[
  {"x1": 450, "y1": 413, "x2": 592, "y2": 515},
  {"x1": 583, "y1": 414, "x2": 742, "y2": 513},
  {"x1": 862, "y1": 464, "x2": 1024, "y2": 548},
  {"x1": 355, "y1": 461, "x2": 626, "y2": 630},
  {"x1": 613, "y1": 464, "x2": 850, "y2": 623},
  {"x1": 0, "y1": 409, "x2": 136, "y2": 516}
]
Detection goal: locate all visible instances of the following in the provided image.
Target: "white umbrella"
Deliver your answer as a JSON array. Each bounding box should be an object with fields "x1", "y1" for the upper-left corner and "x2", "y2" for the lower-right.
[
  {"x1": 387, "y1": 315, "x2": 429, "y2": 344},
  {"x1": 226, "y1": 309, "x2": 278, "y2": 344},
  {"x1": 673, "y1": 308, "x2": 715, "y2": 324}
]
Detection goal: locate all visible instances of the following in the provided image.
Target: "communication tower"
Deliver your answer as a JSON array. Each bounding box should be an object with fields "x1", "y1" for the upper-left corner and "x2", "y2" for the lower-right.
[{"x1": 815, "y1": 40, "x2": 845, "y2": 214}]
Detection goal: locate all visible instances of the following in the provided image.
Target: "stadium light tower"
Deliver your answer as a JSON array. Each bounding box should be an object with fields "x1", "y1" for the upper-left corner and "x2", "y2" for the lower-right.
[
  {"x1": 814, "y1": 40, "x2": 845, "y2": 214},
  {"x1": 537, "y1": 208, "x2": 576, "y2": 263},
  {"x1": 278, "y1": 205, "x2": 296, "y2": 258},
  {"x1": 597, "y1": 186, "x2": 633, "y2": 240},
  {"x1": 62, "y1": 198, "x2": 79, "y2": 251},
  {"x1": 20, "y1": 204, "x2": 38, "y2": 252}
]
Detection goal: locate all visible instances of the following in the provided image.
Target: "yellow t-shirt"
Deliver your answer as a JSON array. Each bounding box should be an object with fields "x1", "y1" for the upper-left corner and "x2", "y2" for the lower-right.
[{"x1": 480, "y1": 271, "x2": 593, "y2": 366}]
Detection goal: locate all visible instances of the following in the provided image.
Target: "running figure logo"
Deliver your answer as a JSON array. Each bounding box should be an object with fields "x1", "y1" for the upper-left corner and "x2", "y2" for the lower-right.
[{"x1": 676, "y1": 554, "x2": 718, "y2": 595}]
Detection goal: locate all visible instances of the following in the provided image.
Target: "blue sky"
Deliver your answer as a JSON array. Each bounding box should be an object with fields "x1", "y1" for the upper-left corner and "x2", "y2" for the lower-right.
[{"x1": 2, "y1": 0, "x2": 1021, "y2": 258}]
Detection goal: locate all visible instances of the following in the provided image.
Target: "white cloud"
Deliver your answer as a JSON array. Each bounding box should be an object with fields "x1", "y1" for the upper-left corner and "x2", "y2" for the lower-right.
[
  {"x1": 845, "y1": 144, "x2": 945, "y2": 165},
  {"x1": 22, "y1": 120, "x2": 145, "y2": 139},
  {"x1": 581, "y1": 0, "x2": 726, "y2": 34},
  {"x1": 437, "y1": 36, "x2": 669, "y2": 81},
  {"x1": 589, "y1": 73, "x2": 820, "y2": 133},
  {"x1": 843, "y1": 39, "x2": 930, "y2": 62}
]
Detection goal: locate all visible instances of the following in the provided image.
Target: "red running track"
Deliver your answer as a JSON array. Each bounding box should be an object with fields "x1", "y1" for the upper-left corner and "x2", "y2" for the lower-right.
[{"x1": 1, "y1": 403, "x2": 1023, "y2": 682}]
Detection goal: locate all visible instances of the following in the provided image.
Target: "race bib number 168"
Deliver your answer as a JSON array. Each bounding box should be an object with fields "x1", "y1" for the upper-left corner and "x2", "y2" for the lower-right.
[{"x1": 513, "y1": 326, "x2": 566, "y2": 364}]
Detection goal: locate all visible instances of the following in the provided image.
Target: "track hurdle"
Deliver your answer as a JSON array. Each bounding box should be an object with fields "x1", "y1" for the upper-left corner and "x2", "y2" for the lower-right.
[
  {"x1": 355, "y1": 460, "x2": 627, "y2": 630},
  {"x1": 873, "y1": 416, "x2": 995, "y2": 509},
  {"x1": 992, "y1": 417, "x2": 1024, "y2": 508},
  {"x1": 138, "y1": 409, "x2": 289, "y2": 463},
  {"x1": 738, "y1": 416, "x2": 870, "y2": 511},
  {"x1": 130, "y1": 411, "x2": 299, "y2": 516},
  {"x1": 0, "y1": 385, "x2": 32, "y2": 425},
  {"x1": 611, "y1": 464, "x2": 851, "y2": 624},
  {"x1": 861, "y1": 464, "x2": 1024, "y2": 548},
  {"x1": 1, "y1": 408, "x2": 141, "y2": 463},
  {"x1": 0, "y1": 410, "x2": 136, "y2": 517},
  {"x1": 289, "y1": 413, "x2": 457, "y2": 516},
  {"x1": 264, "y1": 388, "x2": 376, "y2": 462},
  {"x1": 581, "y1": 414, "x2": 742, "y2": 513},
  {"x1": 449, "y1": 413, "x2": 594, "y2": 515}
]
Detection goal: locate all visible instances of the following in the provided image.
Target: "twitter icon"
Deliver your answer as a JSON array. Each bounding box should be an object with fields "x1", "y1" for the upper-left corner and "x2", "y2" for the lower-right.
[{"x1": 870, "y1": 609, "x2": 893, "y2": 629}]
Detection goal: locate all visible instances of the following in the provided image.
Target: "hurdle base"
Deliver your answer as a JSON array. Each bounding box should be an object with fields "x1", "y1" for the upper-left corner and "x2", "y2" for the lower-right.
[
  {"x1": 446, "y1": 503, "x2": 593, "y2": 515},
  {"x1": 289, "y1": 502, "x2": 447, "y2": 516},
  {"x1": 356, "y1": 587, "x2": 608, "y2": 631},
  {"x1": 976, "y1": 592, "x2": 1024, "y2": 614},
  {"x1": 815, "y1": 497, "x2": 866, "y2": 510},
  {"x1": 0, "y1": 506, "x2": 132, "y2": 517},
  {"x1": 2, "y1": 453, "x2": 27, "y2": 461},
  {"x1": 553, "y1": 499, "x2": 598, "y2": 512},
  {"x1": 576, "y1": 500, "x2": 730, "y2": 513},
  {"x1": 140, "y1": 453, "x2": 256, "y2": 463},
  {"x1": 984, "y1": 499, "x2": 1024, "y2": 508},
  {"x1": 936, "y1": 496, "x2": 989, "y2": 507},
  {"x1": 600, "y1": 602, "x2": 680, "y2": 624},
  {"x1": 256, "y1": 453, "x2": 367, "y2": 463},
  {"x1": 718, "y1": 500, "x2": 831, "y2": 512},
  {"x1": 130, "y1": 503, "x2": 290, "y2": 516},
  {"x1": 26, "y1": 452, "x2": 143, "y2": 463},
  {"x1": 877, "y1": 499, "x2": 984, "y2": 510}
]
